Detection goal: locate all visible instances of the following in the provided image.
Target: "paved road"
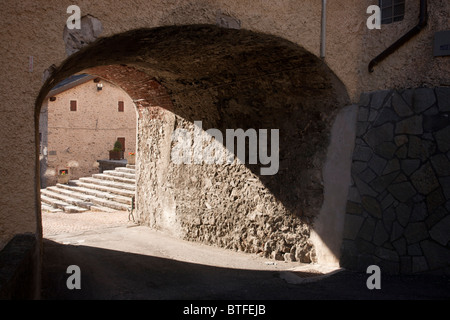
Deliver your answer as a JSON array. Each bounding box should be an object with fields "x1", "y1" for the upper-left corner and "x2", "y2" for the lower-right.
[{"x1": 41, "y1": 211, "x2": 450, "y2": 300}]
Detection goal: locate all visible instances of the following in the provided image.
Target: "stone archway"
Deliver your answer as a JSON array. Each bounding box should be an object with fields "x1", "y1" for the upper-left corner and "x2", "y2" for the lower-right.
[{"x1": 36, "y1": 25, "x2": 350, "y2": 264}]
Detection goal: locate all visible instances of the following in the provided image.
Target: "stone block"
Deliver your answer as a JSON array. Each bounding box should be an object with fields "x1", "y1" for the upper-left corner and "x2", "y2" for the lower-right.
[
  {"x1": 383, "y1": 158, "x2": 400, "y2": 174},
  {"x1": 388, "y1": 182, "x2": 417, "y2": 202},
  {"x1": 410, "y1": 201, "x2": 427, "y2": 222},
  {"x1": 431, "y1": 154, "x2": 450, "y2": 176},
  {"x1": 375, "y1": 246, "x2": 399, "y2": 262},
  {"x1": 435, "y1": 125, "x2": 450, "y2": 153},
  {"x1": 420, "y1": 240, "x2": 450, "y2": 271},
  {"x1": 407, "y1": 243, "x2": 423, "y2": 256},
  {"x1": 364, "y1": 123, "x2": 394, "y2": 149},
  {"x1": 63, "y1": 15, "x2": 103, "y2": 56},
  {"x1": 429, "y1": 215, "x2": 450, "y2": 246},
  {"x1": 412, "y1": 256, "x2": 429, "y2": 273},
  {"x1": 373, "y1": 221, "x2": 389, "y2": 246},
  {"x1": 404, "y1": 222, "x2": 428, "y2": 244},
  {"x1": 346, "y1": 201, "x2": 363, "y2": 215},
  {"x1": 356, "y1": 238, "x2": 376, "y2": 254},
  {"x1": 426, "y1": 206, "x2": 448, "y2": 230},
  {"x1": 413, "y1": 88, "x2": 436, "y2": 114},
  {"x1": 401, "y1": 159, "x2": 421, "y2": 176},
  {"x1": 373, "y1": 107, "x2": 400, "y2": 127},
  {"x1": 359, "y1": 92, "x2": 371, "y2": 107},
  {"x1": 368, "y1": 154, "x2": 387, "y2": 176},
  {"x1": 392, "y1": 91, "x2": 414, "y2": 117},
  {"x1": 382, "y1": 207, "x2": 396, "y2": 234},
  {"x1": 393, "y1": 237, "x2": 407, "y2": 256},
  {"x1": 353, "y1": 175, "x2": 378, "y2": 197},
  {"x1": 395, "y1": 115, "x2": 423, "y2": 135},
  {"x1": 436, "y1": 87, "x2": 450, "y2": 112},
  {"x1": 426, "y1": 188, "x2": 446, "y2": 214},
  {"x1": 216, "y1": 13, "x2": 241, "y2": 29},
  {"x1": 440, "y1": 177, "x2": 450, "y2": 199},
  {"x1": 361, "y1": 196, "x2": 382, "y2": 218},
  {"x1": 369, "y1": 109, "x2": 379, "y2": 122},
  {"x1": 408, "y1": 136, "x2": 436, "y2": 161},
  {"x1": 347, "y1": 185, "x2": 362, "y2": 203},
  {"x1": 370, "y1": 90, "x2": 392, "y2": 110},
  {"x1": 358, "y1": 167, "x2": 377, "y2": 184},
  {"x1": 396, "y1": 203, "x2": 412, "y2": 227},
  {"x1": 394, "y1": 135, "x2": 408, "y2": 147},
  {"x1": 380, "y1": 193, "x2": 395, "y2": 210},
  {"x1": 358, "y1": 217, "x2": 376, "y2": 241},
  {"x1": 374, "y1": 142, "x2": 397, "y2": 159},
  {"x1": 343, "y1": 214, "x2": 364, "y2": 240},
  {"x1": 357, "y1": 107, "x2": 369, "y2": 122},
  {"x1": 410, "y1": 162, "x2": 440, "y2": 195},
  {"x1": 423, "y1": 113, "x2": 449, "y2": 132},
  {"x1": 351, "y1": 161, "x2": 368, "y2": 175},
  {"x1": 372, "y1": 171, "x2": 400, "y2": 194},
  {"x1": 353, "y1": 145, "x2": 373, "y2": 162},
  {"x1": 390, "y1": 221, "x2": 404, "y2": 242}
]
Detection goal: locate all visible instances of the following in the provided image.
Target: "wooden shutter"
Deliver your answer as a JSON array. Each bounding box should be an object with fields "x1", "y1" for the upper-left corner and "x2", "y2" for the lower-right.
[{"x1": 70, "y1": 100, "x2": 77, "y2": 111}]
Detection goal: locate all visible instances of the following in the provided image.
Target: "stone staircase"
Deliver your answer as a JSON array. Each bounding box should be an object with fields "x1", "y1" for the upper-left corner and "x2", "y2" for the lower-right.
[{"x1": 41, "y1": 165, "x2": 136, "y2": 213}]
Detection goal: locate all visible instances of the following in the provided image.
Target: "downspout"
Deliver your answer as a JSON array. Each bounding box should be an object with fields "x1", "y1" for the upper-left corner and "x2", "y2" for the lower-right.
[
  {"x1": 320, "y1": 0, "x2": 327, "y2": 59},
  {"x1": 368, "y1": 0, "x2": 428, "y2": 72}
]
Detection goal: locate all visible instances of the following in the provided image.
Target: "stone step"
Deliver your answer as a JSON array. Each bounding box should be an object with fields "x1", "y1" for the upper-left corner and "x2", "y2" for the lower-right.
[
  {"x1": 103, "y1": 169, "x2": 136, "y2": 180},
  {"x1": 126, "y1": 164, "x2": 136, "y2": 169},
  {"x1": 77, "y1": 177, "x2": 136, "y2": 191},
  {"x1": 69, "y1": 180, "x2": 135, "y2": 197},
  {"x1": 40, "y1": 194, "x2": 88, "y2": 213},
  {"x1": 53, "y1": 184, "x2": 132, "y2": 205},
  {"x1": 41, "y1": 202, "x2": 63, "y2": 213},
  {"x1": 92, "y1": 173, "x2": 135, "y2": 185},
  {"x1": 115, "y1": 167, "x2": 136, "y2": 174},
  {"x1": 41, "y1": 189, "x2": 95, "y2": 210},
  {"x1": 42, "y1": 188, "x2": 131, "y2": 212}
]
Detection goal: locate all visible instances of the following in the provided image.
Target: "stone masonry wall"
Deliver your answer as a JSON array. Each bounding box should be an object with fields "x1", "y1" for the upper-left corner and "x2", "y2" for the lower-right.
[{"x1": 341, "y1": 87, "x2": 450, "y2": 274}]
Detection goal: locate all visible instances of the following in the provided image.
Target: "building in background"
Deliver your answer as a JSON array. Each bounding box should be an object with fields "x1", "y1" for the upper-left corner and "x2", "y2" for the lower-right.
[{"x1": 39, "y1": 74, "x2": 136, "y2": 187}]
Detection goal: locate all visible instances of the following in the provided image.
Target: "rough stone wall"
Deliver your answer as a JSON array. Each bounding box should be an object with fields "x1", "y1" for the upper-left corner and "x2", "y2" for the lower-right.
[
  {"x1": 41, "y1": 79, "x2": 136, "y2": 187},
  {"x1": 341, "y1": 87, "x2": 450, "y2": 274},
  {"x1": 137, "y1": 113, "x2": 318, "y2": 263}
]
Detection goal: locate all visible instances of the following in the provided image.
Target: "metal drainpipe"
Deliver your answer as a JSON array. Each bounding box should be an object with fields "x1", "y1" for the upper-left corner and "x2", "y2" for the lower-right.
[
  {"x1": 320, "y1": 0, "x2": 327, "y2": 59},
  {"x1": 368, "y1": 0, "x2": 428, "y2": 72}
]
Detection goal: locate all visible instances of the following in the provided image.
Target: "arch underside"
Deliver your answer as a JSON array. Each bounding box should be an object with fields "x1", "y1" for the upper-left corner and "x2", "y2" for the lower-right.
[{"x1": 37, "y1": 25, "x2": 349, "y2": 262}]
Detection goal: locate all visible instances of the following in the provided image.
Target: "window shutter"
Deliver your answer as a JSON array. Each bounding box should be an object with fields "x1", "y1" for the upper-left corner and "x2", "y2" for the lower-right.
[{"x1": 70, "y1": 100, "x2": 77, "y2": 111}]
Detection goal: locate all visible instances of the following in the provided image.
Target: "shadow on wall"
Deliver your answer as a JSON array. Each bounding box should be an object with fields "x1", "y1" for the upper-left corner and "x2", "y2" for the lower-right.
[
  {"x1": 341, "y1": 88, "x2": 450, "y2": 275},
  {"x1": 36, "y1": 25, "x2": 350, "y2": 265}
]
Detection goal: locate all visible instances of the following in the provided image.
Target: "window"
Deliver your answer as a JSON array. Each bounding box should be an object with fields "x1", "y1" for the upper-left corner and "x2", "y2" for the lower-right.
[
  {"x1": 70, "y1": 100, "x2": 77, "y2": 111},
  {"x1": 118, "y1": 101, "x2": 124, "y2": 112},
  {"x1": 380, "y1": 0, "x2": 405, "y2": 25}
]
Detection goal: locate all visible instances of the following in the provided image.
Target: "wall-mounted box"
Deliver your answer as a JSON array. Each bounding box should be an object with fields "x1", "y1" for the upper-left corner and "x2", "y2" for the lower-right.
[{"x1": 433, "y1": 30, "x2": 450, "y2": 57}]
